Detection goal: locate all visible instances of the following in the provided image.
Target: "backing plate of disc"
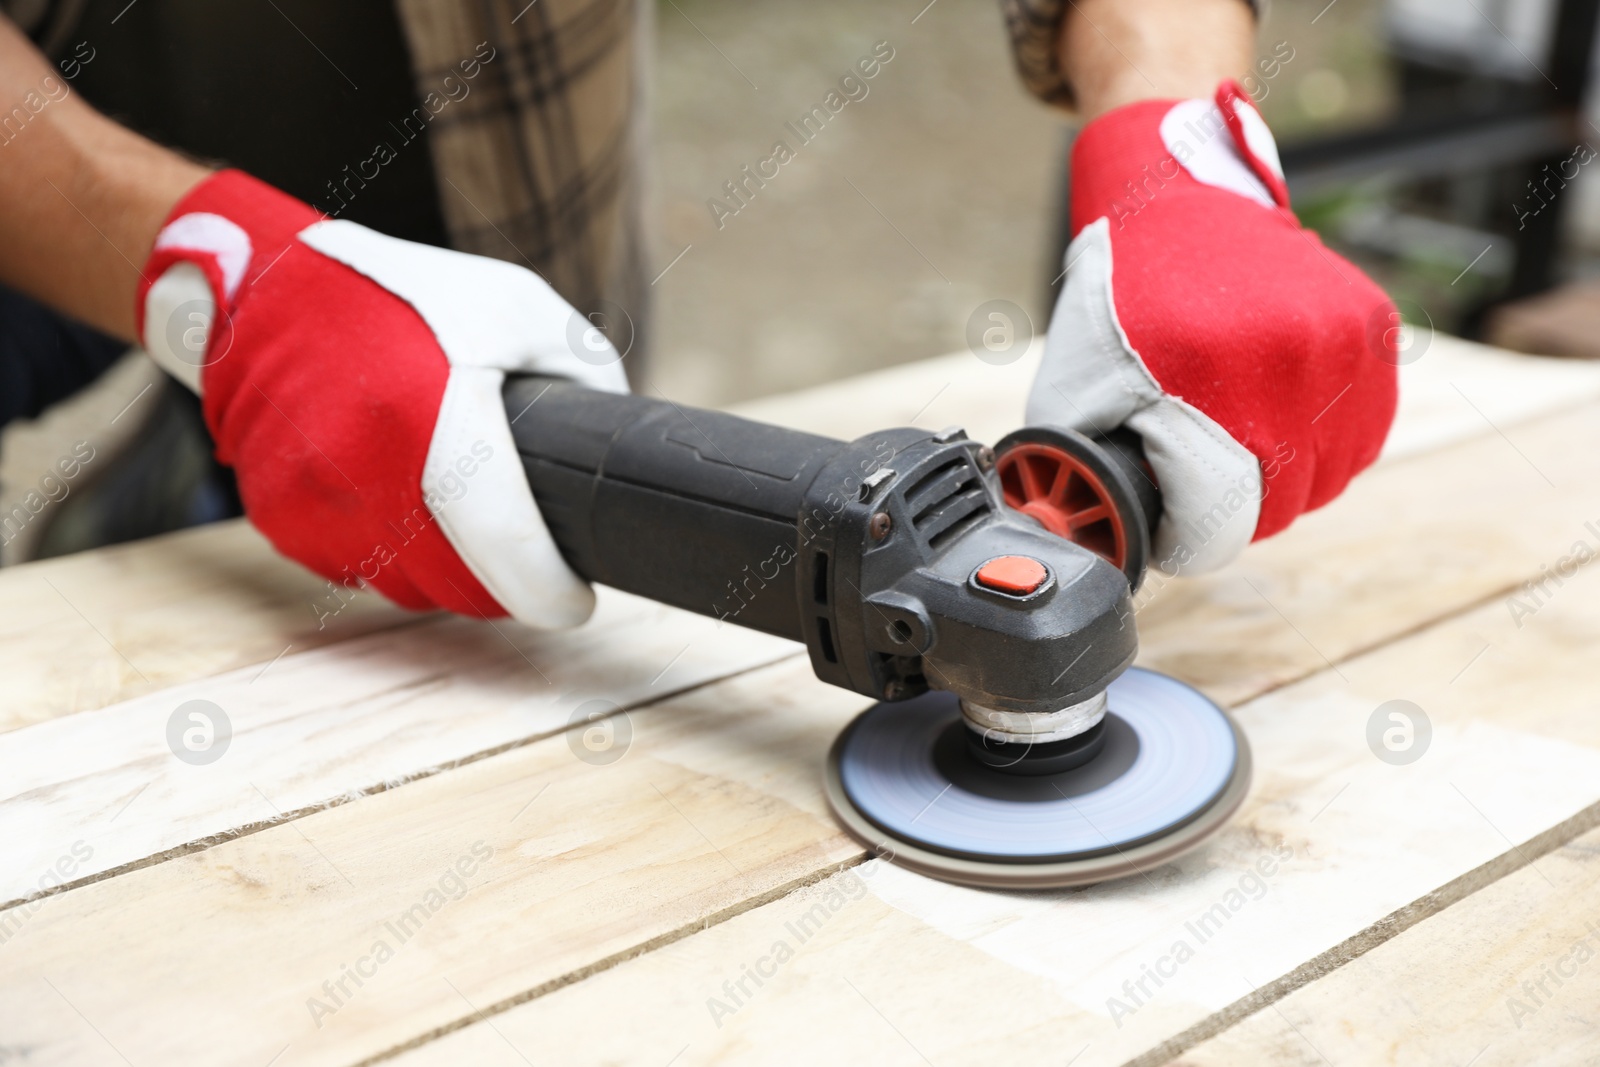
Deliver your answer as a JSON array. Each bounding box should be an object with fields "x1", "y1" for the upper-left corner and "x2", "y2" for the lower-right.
[{"x1": 824, "y1": 667, "x2": 1251, "y2": 889}]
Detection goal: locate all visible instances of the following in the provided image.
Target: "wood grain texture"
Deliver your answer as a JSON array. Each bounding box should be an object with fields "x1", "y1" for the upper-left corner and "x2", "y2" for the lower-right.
[
  {"x1": 1107, "y1": 394, "x2": 1600, "y2": 708},
  {"x1": 1373, "y1": 331, "x2": 1600, "y2": 462},
  {"x1": 730, "y1": 332, "x2": 1600, "y2": 466},
  {"x1": 4, "y1": 384, "x2": 1600, "y2": 1065},
  {"x1": 0, "y1": 521, "x2": 410, "y2": 733},
  {"x1": 385, "y1": 555, "x2": 1600, "y2": 1067},
  {"x1": 4, "y1": 336, "x2": 1599, "y2": 1066},
  {"x1": 0, "y1": 590, "x2": 798, "y2": 905},
  {"x1": 1173, "y1": 824, "x2": 1600, "y2": 1067},
  {"x1": 0, "y1": 657, "x2": 864, "y2": 1067}
]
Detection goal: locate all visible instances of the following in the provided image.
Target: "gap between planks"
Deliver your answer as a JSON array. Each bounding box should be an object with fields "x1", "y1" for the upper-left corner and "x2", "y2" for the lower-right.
[
  {"x1": 0, "y1": 333, "x2": 1579, "y2": 893},
  {"x1": 348, "y1": 856, "x2": 870, "y2": 1067},
  {"x1": 7, "y1": 331, "x2": 1590, "y2": 732},
  {"x1": 11, "y1": 376, "x2": 1585, "y2": 914},
  {"x1": 0, "y1": 650, "x2": 806, "y2": 917},
  {"x1": 1122, "y1": 796, "x2": 1600, "y2": 1067}
]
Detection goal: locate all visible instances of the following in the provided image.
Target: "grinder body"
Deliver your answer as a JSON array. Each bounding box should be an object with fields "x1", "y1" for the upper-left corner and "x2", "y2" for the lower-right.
[
  {"x1": 503, "y1": 376, "x2": 1148, "y2": 718},
  {"x1": 502, "y1": 376, "x2": 1255, "y2": 890}
]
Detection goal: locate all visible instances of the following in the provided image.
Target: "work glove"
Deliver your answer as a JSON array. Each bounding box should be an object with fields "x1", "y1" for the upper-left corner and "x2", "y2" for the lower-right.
[
  {"x1": 136, "y1": 170, "x2": 627, "y2": 627},
  {"x1": 1028, "y1": 80, "x2": 1398, "y2": 575}
]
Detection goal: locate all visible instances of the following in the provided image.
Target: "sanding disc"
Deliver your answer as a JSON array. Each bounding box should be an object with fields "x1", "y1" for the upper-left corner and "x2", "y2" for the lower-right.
[{"x1": 824, "y1": 668, "x2": 1250, "y2": 889}]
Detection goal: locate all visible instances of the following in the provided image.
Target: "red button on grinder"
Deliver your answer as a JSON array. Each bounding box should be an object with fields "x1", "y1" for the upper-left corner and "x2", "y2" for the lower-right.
[{"x1": 974, "y1": 555, "x2": 1049, "y2": 596}]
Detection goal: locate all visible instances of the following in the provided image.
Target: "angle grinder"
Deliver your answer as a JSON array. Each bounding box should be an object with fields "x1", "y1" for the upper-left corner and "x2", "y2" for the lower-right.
[{"x1": 504, "y1": 376, "x2": 1251, "y2": 888}]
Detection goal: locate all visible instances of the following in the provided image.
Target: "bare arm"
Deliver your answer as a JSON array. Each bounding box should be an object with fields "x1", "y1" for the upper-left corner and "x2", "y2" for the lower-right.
[
  {"x1": 1060, "y1": 0, "x2": 1256, "y2": 120},
  {"x1": 0, "y1": 17, "x2": 209, "y2": 342}
]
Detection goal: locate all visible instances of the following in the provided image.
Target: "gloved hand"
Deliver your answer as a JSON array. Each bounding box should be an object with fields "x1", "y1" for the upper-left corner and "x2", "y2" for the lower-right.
[
  {"x1": 1028, "y1": 80, "x2": 1398, "y2": 575},
  {"x1": 136, "y1": 170, "x2": 627, "y2": 627}
]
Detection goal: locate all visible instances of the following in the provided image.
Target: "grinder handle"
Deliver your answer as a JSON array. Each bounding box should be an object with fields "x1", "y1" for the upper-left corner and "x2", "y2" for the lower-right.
[{"x1": 501, "y1": 373, "x2": 848, "y2": 641}]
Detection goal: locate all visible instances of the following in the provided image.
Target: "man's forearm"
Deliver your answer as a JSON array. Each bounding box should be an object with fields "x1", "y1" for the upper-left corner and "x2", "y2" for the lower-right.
[
  {"x1": 0, "y1": 17, "x2": 209, "y2": 342},
  {"x1": 1060, "y1": 0, "x2": 1255, "y2": 120}
]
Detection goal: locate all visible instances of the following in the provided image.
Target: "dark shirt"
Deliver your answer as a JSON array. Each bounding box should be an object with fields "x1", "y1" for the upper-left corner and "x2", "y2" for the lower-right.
[
  {"x1": 66, "y1": 0, "x2": 450, "y2": 246},
  {"x1": 1, "y1": 0, "x2": 449, "y2": 425}
]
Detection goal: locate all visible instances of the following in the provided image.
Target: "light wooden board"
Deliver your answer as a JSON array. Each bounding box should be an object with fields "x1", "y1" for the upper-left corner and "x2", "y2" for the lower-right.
[
  {"x1": 4, "y1": 357, "x2": 1600, "y2": 1065},
  {"x1": 3, "y1": 335, "x2": 1598, "y2": 1066},
  {"x1": 0, "y1": 590, "x2": 798, "y2": 906},
  {"x1": 0, "y1": 657, "x2": 866, "y2": 1067},
  {"x1": 2, "y1": 335, "x2": 1580, "y2": 903},
  {"x1": 0, "y1": 520, "x2": 410, "y2": 733},
  {"x1": 1374, "y1": 330, "x2": 1600, "y2": 462},
  {"x1": 384, "y1": 550, "x2": 1600, "y2": 1067},
  {"x1": 1175, "y1": 825, "x2": 1600, "y2": 1067},
  {"x1": 7, "y1": 361, "x2": 1596, "y2": 919}
]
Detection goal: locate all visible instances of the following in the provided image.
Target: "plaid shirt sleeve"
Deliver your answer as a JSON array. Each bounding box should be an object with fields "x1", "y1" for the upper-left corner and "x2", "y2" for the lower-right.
[
  {"x1": 395, "y1": 0, "x2": 651, "y2": 363},
  {"x1": 999, "y1": 0, "x2": 1262, "y2": 111}
]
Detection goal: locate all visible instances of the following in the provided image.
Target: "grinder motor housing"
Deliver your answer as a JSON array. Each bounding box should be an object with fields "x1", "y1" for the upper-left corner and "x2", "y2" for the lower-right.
[{"x1": 503, "y1": 376, "x2": 1159, "y2": 723}]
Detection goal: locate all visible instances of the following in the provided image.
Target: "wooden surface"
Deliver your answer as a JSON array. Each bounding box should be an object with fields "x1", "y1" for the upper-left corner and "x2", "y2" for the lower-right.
[{"x1": 5, "y1": 335, "x2": 1600, "y2": 1066}]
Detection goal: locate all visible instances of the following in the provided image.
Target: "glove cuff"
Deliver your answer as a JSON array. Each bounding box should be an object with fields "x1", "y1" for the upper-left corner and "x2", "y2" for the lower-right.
[
  {"x1": 1068, "y1": 81, "x2": 1288, "y2": 238},
  {"x1": 135, "y1": 171, "x2": 323, "y2": 389}
]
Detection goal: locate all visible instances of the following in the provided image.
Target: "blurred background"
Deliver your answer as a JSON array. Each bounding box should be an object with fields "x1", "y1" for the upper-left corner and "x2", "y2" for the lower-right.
[
  {"x1": 6, "y1": 0, "x2": 1600, "y2": 560},
  {"x1": 644, "y1": 0, "x2": 1600, "y2": 407}
]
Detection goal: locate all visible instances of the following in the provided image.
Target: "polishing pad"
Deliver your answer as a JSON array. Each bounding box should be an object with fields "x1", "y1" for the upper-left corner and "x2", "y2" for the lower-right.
[{"x1": 824, "y1": 668, "x2": 1250, "y2": 888}]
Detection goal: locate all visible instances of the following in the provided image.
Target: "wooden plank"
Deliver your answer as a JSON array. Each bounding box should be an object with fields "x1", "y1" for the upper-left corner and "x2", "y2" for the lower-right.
[
  {"x1": 1163, "y1": 823, "x2": 1600, "y2": 1066},
  {"x1": 6, "y1": 369, "x2": 1600, "y2": 1064},
  {"x1": 0, "y1": 590, "x2": 797, "y2": 905},
  {"x1": 1110, "y1": 394, "x2": 1600, "y2": 707},
  {"x1": 0, "y1": 521, "x2": 410, "y2": 733},
  {"x1": 0, "y1": 347, "x2": 1027, "y2": 904},
  {"x1": 383, "y1": 544, "x2": 1600, "y2": 1067},
  {"x1": 1, "y1": 334, "x2": 1568, "y2": 897},
  {"x1": 0, "y1": 657, "x2": 866, "y2": 1067},
  {"x1": 1376, "y1": 331, "x2": 1600, "y2": 462}
]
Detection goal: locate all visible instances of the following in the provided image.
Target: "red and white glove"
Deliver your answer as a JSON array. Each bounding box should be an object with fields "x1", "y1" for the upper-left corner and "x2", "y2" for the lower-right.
[
  {"x1": 136, "y1": 170, "x2": 627, "y2": 627},
  {"x1": 1028, "y1": 81, "x2": 1398, "y2": 574}
]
